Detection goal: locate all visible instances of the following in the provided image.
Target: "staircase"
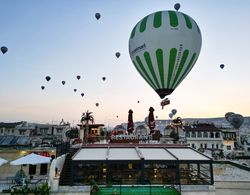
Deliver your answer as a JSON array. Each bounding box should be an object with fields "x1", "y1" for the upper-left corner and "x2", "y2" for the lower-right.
[{"x1": 59, "y1": 148, "x2": 79, "y2": 186}]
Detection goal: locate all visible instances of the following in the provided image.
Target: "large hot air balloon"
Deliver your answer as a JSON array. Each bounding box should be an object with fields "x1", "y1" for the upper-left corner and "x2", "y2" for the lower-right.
[
  {"x1": 171, "y1": 109, "x2": 177, "y2": 115},
  {"x1": 228, "y1": 114, "x2": 244, "y2": 129},
  {"x1": 1, "y1": 46, "x2": 8, "y2": 54},
  {"x1": 62, "y1": 81, "x2": 66, "y2": 85},
  {"x1": 45, "y1": 76, "x2": 51, "y2": 82},
  {"x1": 76, "y1": 75, "x2": 81, "y2": 80},
  {"x1": 220, "y1": 64, "x2": 224, "y2": 69},
  {"x1": 129, "y1": 10, "x2": 202, "y2": 99},
  {"x1": 95, "y1": 13, "x2": 101, "y2": 20}
]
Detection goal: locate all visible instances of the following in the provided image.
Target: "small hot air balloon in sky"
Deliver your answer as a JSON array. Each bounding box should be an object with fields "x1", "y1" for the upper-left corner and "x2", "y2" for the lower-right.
[
  {"x1": 1, "y1": 46, "x2": 8, "y2": 54},
  {"x1": 169, "y1": 113, "x2": 173, "y2": 119},
  {"x1": 220, "y1": 64, "x2": 224, "y2": 69},
  {"x1": 115, "y1": 52, "x2": 120, "y2": 58},
  {"x1": 174, "y1": 3, "x2": 181, "y2": 11},
  {"x1": 95, "y1": 103, "x2": 99, "y2": 107},
  {"x1": 41, "y1": 86, "x2": 45, "y2": 90},
  {"x1": 161, "y1": 98, "x2": 170, "y2": 109},
  {"x1": 45, "y1": 76, "x2": 51, "y2": 82},
  {"x1": 76, "y1": 75, "x2": 81, "y2": 80},
  {"x1": 95, "y1": 13, "x2": 101, "y2": 20},
  {"x1": 102, "y1": 77, "x2": 106, "y2": 81},
  {"x1": 81, "y1": 93, "x2": 84, "y2": 97},
  {"x1": 171, "y1": 109, "x2": 177, "y2": 115},
  {"x1": 129, "y1": 9, "x2": 202, "y2": 100},
  {"x1": 116, "y1": 115, "x2": 119, "y2": 118},
  {"x1": 156, "y1": 116, "x2": 158, "y2": 119},
  {"x1": 62, "y1": 81, "x2": 66, "y2": 85},
  {"x1": 74, "y1": 89, "x2": 77, "y2": 92},
  {"x1": 137, "y1": 100, "x2": 140, "y2": 103}
]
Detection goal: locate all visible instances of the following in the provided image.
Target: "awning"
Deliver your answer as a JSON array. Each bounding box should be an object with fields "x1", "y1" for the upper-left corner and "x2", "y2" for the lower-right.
[
  {"x1": 0, "y1": 157, "x2": 8, "y2": 166},
  {"x1": 10, "y1": 153, "x2": 51, "y2": 165}
]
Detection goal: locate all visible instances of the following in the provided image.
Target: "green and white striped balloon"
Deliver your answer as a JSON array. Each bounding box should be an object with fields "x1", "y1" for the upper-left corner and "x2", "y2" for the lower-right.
[{"x1": 129, "y1": 10, "x2": 202, "y2": 99}]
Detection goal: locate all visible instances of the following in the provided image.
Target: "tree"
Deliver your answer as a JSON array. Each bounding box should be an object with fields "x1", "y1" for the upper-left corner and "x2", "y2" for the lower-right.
[{"x1": 80, "y1": 110, "x2": 94, "y2": 143}]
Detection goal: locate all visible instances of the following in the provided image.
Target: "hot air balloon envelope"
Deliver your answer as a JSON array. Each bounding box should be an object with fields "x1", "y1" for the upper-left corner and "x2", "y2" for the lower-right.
[
  {"x1": 45, "y1": 76, "x2": 51, "y2": 82},
  {"x1": 228, "y1": 114, "x2": 244, "y2": 129},
  {"x1": 225, "y1": 112, "x2": 235, "y2": 122},
  {"x1": 95, "y1": 13, "x2": 101, "y2": 20},
  {"x1": 171, "y1": 109, "x2": 177, "y2": 115},
  {"x1": 96, "y1": 103, "x2": 99, "y2": 107},
  {"x1": 74, "y1": 89, "x2": 77, "y2": 92},
  {"x1": 41, "y1": 86, "x2": 45, "y2": 90},
  {"x1": 169, "y1": 113, "x2": 173, "y2": 119},
  {"x1": 62, "y1": 81, "x2": 66, "y2": 85},
  {"x1": 115, "y1": 52, "x2": 120, "y2": 58},
  {"x1": 1, "y1": 46, "x2": 8, "y2": 54},
  {"x1": 129, "y1": 10, "x2": 202, "y2": 99},
  {"x1": 220, "y1": 64, "x2": 224, "y2": 69},
  {"x1": 174, "y1": 3, "x2": 181, "y2": 11},
  {"x1": 81, "y1": 93, "x2": 84, "y2": 97},
  {"x1": 102, "y1": 77, "x2": 106, "y2": 81},
  {"x1": 76, "y1": 75, "x2": 81, "y2": 80}
]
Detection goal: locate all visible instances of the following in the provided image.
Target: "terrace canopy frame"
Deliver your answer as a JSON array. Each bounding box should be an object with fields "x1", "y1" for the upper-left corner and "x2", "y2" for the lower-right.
[{"x1": 71, "y1": 146, "x2": 213, "y2": 186}]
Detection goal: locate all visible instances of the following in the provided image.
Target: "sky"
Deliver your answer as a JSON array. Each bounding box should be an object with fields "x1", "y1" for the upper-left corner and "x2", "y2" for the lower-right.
[{"x1": 0, "y1": 0, "x2": 250, "y2": 126}]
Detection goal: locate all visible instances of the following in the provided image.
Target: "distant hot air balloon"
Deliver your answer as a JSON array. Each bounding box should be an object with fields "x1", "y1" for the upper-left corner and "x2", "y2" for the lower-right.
[
  {"x1": 76, "y1": 75, "x2": 81, "y2": 80},
  {"x1": 81, "y1": 93, "x2": 84, "y2": 97},
  {"x1": 95, "y1": 13, "x2": 101, "y2": 20},
  {"x1": 228, "y1": 114, "x2": 244, "y2": 129},
  {"x1": 137, "y1": 101, "x2": 140, "y2": 103},
  {"x1": 220, "y1": 64, "x2": 224, "y2": 69},
  {"x1": 225, "y1": 112, "x2": 235, "y2": 122},
  {"x1": 156, "y1": 116, "x2": 158, "y2": 119},
  {"x1": 95, "y1": 103, "x2": 99, "y2": 107},
  {"x1": 41, "y1": 86, "x2": 45, "y2": 90},
  {"x1": 45, "y1": 76, "x2": 51, "y2": 82},
  {"x1": 62, "y1": 81, "x2": 66, "y2": 85},
  {"x1": 74, "y1": 89, "x2": 77, "y2": 92},
  {"x1": 115, "y1": 52, "x2": 120, "y2": 58},
  {"x1": 169, "y1": 113, "x2": 173, "y2": 119},
  {"x1": 116, "y1": 115, "x2": 119, "y2": 118},
  {"x1": 129, "y1": 10, "x2": 202, "y2": 99},
  {"x1": 102, "y1": 77, "x2": 106, "y2": 81},
  {"x1": 174, "y1": 3, "x2": 181, "y2": 11},
  {"x1": 171, "y1": 109, "x2": 177, "y2": 115},
  {"x1": 1, "y1": 46, "x2": 8, "y2": 54}
]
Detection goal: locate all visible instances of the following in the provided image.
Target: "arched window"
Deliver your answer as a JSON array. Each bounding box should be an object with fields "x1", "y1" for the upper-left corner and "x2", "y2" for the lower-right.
[
  {"x1": 215, "y1": 132, "x2": 220, "y2": 138},
  {"x1": 203, "y1": 132, "x2": 208, "y2": 138},
  {"x1": 186, "y1": 131, "x2": 190, "y2": 137},
  {"x1": 191, "y1": 132, "x2": 196, "y2": 138},
  {"x1": 197, "y1": 131, "x2": 202, "y2": 137},
  {"x1": 210, "y1": 132, "x2": 214, "y2": 138}
]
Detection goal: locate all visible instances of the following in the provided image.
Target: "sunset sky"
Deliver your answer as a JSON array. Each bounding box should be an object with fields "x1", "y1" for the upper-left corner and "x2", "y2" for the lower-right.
[{"x1": 0, "y1": 0, "x2": 250, "y2": 126}]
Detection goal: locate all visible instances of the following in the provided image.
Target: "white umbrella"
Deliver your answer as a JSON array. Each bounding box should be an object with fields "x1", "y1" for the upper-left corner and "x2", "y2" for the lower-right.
[
  {"x1": 10, "y1": 153, "x2": 51, "y2": 165},
  {"x1": 0, "y1": 157, "x2": 8, "y2": 166}
]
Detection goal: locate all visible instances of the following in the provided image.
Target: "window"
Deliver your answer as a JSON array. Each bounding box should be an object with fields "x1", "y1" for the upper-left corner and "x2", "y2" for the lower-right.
[
  {"x1": 226, "y1": 146, "x2": 231, "y2": 150},
  {"x1": 186, "y1": 131, "x2": 190, "y2": 137},
  {"x1": 216, "y1": 144, "x2": 219, "y2": 149},
  {"x1": 0, "y1": 129, "x2": 3, "y2": 133},
  {"x1": 204, "y1": 144, "x2": 207, "y2": 149},
  {"x1": 215, "y1": 132, "x2": 220, "y2": 138},
  {"x1": 191, "y1": 132, "x2": 196, "y2": 138},
  {"x1": 56, "y1": 129, "x2": 63, "y2": 133},
  {"x1": 12, "y1": 130, "x2": 14, "y2": 133},
  {"x1": 212, "y1": 144, "x2": 214, "y2": 149},
  {"x1": 203, "y1": 132, "x2": 208, "y2": 138},
  {"x1": 197, "y1": 131, "x2": 202, "y2": 137},
  {"x1": 200, "y1": 143, "x2": 203, "y2": 148},
  {"x1": 210, "y1": 132, "x2": 214, "y2": 138},
  {"x1": 191, "y1": 143, "x2": 196, "y2": 148}
]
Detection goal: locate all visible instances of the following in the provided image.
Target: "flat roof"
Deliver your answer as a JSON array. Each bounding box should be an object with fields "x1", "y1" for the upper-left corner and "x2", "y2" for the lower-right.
[{"x1": 72, "y1": 146, "x2": 211, "y2": 161}]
